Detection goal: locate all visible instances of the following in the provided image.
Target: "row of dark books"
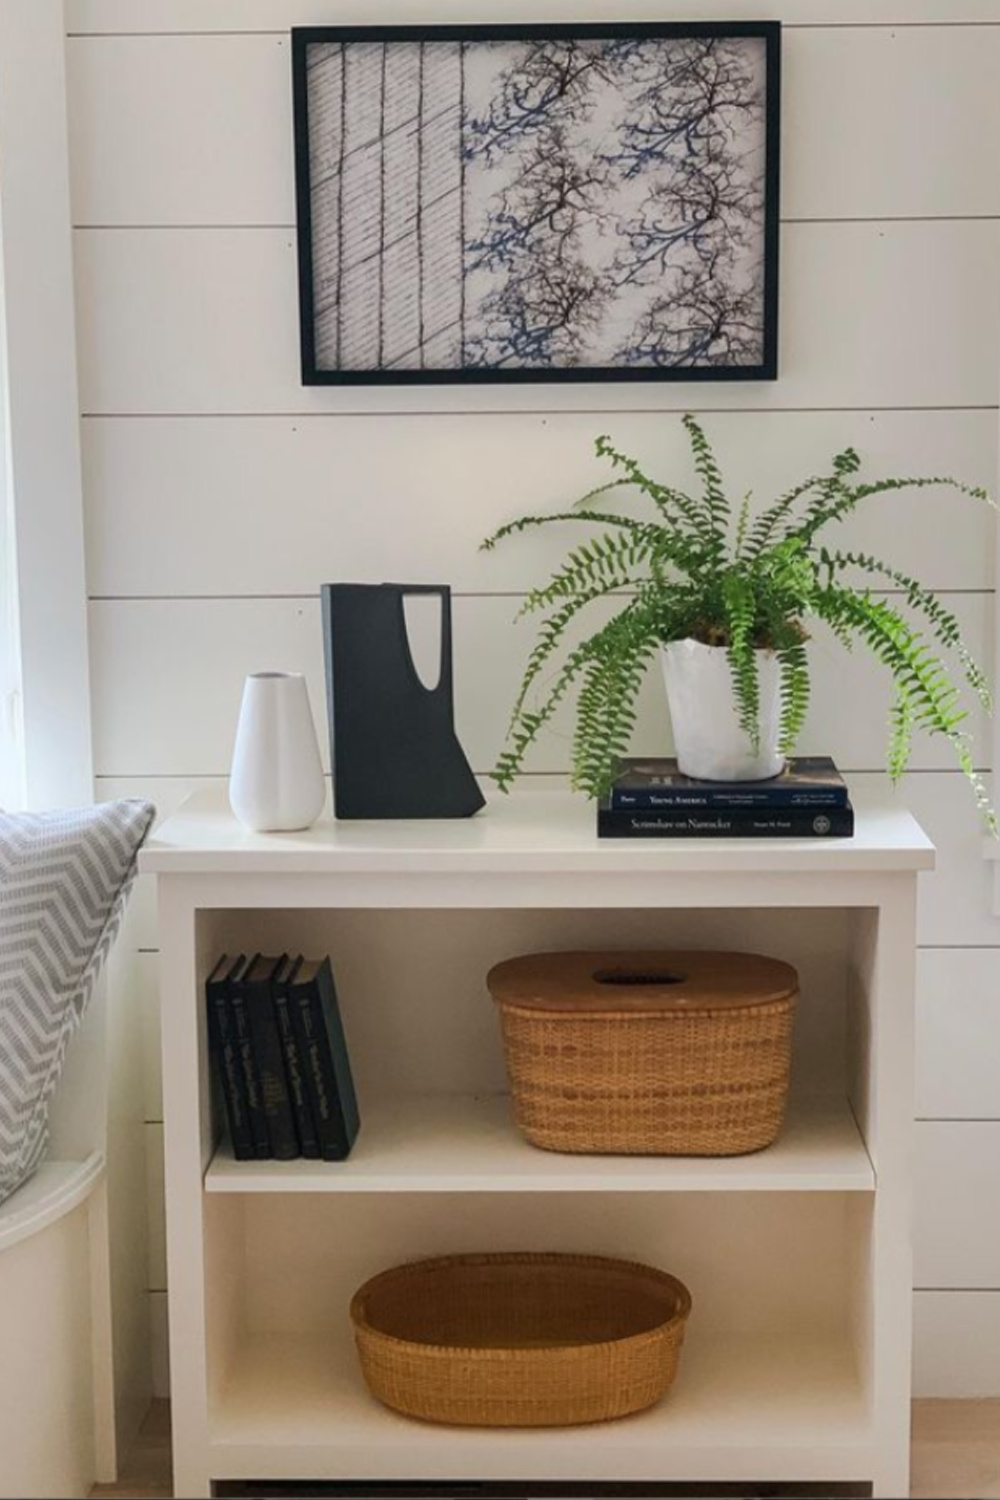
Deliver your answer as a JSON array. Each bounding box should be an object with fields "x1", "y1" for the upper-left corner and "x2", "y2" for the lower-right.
[
  {"x1": 598, "y1": 756, "x2": 854, "y2": 839},
  {"x1": 206, "y1": 952, "x2": 359, "y2": 1162}
]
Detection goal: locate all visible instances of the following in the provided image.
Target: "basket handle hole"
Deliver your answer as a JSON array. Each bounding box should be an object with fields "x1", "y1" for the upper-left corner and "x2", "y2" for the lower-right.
[{"x1": 593, "y1": 969, "x2": 687, "y2": 987}]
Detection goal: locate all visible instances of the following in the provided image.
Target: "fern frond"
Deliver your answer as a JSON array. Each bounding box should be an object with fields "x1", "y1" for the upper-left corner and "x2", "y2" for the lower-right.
[
  {"x1": 491, "y1": 632, "x2": 597, "y2": 792},
  {"x1": 594, "y1": 433, "x2": 711, "y2": 545},
  {"x1": 570, "y1": 602, "x2": 660, "y2": 795},
  {"x1": 508, "y1": 572, "x2": 638, "y2": 730},
  {"x1": 483, "y1": 508, "x2": 660, "y2": 553},
  {"x1": 815, "y1": 593, "x2": 955, "y2": 729},
  {"x1": 821, "y1": 548, "x2": 992, "y2": 710},
  {"x1": 735, "y1": 493, "x2": 753, "y2": 557},
  {"x1": 745, "y1": 450, "x2": 858, "y2": 558},
  {"x1": 495, "y1": 595, "x2": 662, "y2": 796},
  {"x1": 888, "y1": 686, "x2": 915, "y2": 782},
  {"x1": 570, "y1": 478, "x2": 638, "y2": 511},
  {"x1": 721, "y1": 571, "x2": 761, "y2": 752},
  {"x1": 517, "y1": 530, "x2": 652, "y2": 617},
  {"x1": 794, "y1": 475, "x2": 993, "y2": 548},
  {"x1": 682, "y1": 414, "x2": 730, "y2": 555},
  {"x1": 776, "y1": 638, "x2": 810, "y2": 754},
  {"x1": 743, "y1": 476, "x2": 826, "y2": 558}
]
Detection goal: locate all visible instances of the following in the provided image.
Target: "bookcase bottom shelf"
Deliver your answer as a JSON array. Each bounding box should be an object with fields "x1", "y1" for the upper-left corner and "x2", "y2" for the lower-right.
[{"x1": 207, "y1": 1328, "x2": 872, "y2": 1484}]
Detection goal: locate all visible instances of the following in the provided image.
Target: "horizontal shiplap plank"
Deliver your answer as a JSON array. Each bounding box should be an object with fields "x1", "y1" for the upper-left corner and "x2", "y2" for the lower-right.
[
  {"x1": 783, "y1": 28, "x2": 1000, "y2": 220},
  {"x1": 66, "y1": 29, "x2": 1000, "y2": 227},
  {"x1": 913, "y1": 1292, "x2": 1000, "y2": 1396},
  {"x1": 73, "y1": 221, "x2": 1000, "y2": 415},
  {"x1": 916, "y1": 950, "x2": 1000, "y2": 1119},
  {"x1": 82, "y1": 409, "x2": 998, "y2": 597},
  {"x1": 63, "y1": 1, "x2": 1000, "y2": 34},
  {"x1": 89, "y1": 598, "x2": 329, "y2": 776},
  {"x1": 87, "y1": 592, "x2": 993, "y2": 779},
  {"x1": 915, "y1": 1122, "x2": 1000, "y2": 1287},
  {"x1": 68, "y1": 35, "x2": 295, "y2": 228}
]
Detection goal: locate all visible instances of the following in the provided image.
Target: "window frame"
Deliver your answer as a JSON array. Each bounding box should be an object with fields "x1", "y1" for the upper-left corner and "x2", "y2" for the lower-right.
[{"x1": 0, "y1": 0, "x2": 92, "y2": 811}]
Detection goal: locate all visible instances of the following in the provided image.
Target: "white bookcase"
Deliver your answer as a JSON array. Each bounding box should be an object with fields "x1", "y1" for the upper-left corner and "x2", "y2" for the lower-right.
[{"x1": 141, "y1": 787, "x2": 934, "y2": 1499}]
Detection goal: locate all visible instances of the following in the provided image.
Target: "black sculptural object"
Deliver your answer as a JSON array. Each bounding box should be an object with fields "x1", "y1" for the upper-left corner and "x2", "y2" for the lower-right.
[{"x1": 321, "y1": 584, "x2": 485, "y2": 819}]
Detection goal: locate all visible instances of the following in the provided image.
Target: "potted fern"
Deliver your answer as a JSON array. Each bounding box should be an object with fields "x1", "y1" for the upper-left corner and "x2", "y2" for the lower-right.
[{"x1": 483, "y1": 416, "x2": 994, "y2": 824}]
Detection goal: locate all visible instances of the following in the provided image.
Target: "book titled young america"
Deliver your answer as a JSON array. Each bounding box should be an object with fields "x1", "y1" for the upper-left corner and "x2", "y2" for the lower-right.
[{"x1": 609, "y1": 756, "x2": 849, "y2": 811}]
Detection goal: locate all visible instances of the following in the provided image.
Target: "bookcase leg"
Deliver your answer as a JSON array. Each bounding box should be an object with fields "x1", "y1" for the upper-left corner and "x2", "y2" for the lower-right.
[
  {"x1": 872, "y1": 1457, "x2": 910, "y2": 1498},
  {"x1": 160, "y1": 880, "x2": 214, "y2": 1500},
  {"x1": 171, "y1": 1459, "x2": 212, "y2": 1498}
]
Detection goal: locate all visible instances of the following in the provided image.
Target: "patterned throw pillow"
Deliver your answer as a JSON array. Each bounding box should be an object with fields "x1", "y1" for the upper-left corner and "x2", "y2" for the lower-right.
[{"x1": 0, "y1": 799, "x2": 155, "y2": 1205}]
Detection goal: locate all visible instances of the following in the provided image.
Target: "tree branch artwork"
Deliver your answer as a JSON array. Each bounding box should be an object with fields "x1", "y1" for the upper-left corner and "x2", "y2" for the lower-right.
[{"x1": 295, "y1": 25, "x2": 778, "y2": 381}]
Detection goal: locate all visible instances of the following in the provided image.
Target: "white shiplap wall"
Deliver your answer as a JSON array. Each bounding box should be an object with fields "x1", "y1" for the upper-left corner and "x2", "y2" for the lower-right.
[{"x1": 66, "y1": 0, "x2": 1000, "y2": 1400}]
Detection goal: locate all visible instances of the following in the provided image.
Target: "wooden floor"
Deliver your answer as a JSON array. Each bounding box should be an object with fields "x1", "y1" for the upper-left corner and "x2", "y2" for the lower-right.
[
  {"x1": 911, "y1": 1399, "x2": 1000, "y2": 1499},
  {"x1": 91, "y1": 1398, "x2": 1000, "y2": 1499},
  {"x1": 91, "y1": 1400, "x2": 170, "y2": 1500}
]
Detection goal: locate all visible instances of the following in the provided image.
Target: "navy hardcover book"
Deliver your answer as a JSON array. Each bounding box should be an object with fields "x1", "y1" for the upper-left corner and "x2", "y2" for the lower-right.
[
  {"x1": 609, "y1": 756, "x2": 848, "y2": 810},
  {"x1": 289, "y1": 956, "x2": 360, "y2": 1162},
  {"x1": 235, "y1": 953, "x2": 300, "y2": 1161},
  {"x1": 598, "y1": 805, "x2": 855, "y2": 839},
  {"x1": 273, "y1": 955, "x2": 321, "y2": 1159},
  {"x1": 205, "y1": 953, "x2": 254, "y2": 1161},
  {"x1": 226, "y1": 954, "x2": 270, "y2": 1158}
]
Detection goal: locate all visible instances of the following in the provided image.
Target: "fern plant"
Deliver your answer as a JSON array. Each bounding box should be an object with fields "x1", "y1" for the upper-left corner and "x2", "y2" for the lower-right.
[{"x1": 483, "y1": 415, "x2": 995, "y2": 826}]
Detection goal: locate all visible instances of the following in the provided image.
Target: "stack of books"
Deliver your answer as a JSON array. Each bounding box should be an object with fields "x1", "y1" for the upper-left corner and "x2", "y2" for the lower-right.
[
  {"x1": 205, "y1": 952, "x2": 360, "y2": 1162},
  {"x1": 598, "y1": 756, "x2": 854, "y2": 839}
]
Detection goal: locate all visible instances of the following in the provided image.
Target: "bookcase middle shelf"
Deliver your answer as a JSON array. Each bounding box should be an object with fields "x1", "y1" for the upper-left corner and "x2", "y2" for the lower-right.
[{"x1": 204, "y1": 1090, "x2": 874, "y2": 1194}]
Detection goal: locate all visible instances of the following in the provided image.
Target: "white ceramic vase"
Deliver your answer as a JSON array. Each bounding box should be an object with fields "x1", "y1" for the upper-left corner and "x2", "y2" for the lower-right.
[
  {"x1": 661, "y1": 638, "x2": 785, "y2": 782},
  {"x1": 229, "y1": 672, "x2": 326, "y2": 832}
]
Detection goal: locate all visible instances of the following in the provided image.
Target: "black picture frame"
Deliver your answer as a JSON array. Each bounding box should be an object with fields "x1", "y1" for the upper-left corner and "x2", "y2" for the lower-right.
[{"x1": 292, "y1": 21, "x2": 781, "y2": 386}]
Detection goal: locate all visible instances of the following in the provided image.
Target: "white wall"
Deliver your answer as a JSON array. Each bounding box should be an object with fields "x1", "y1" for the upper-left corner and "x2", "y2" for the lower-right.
[{"x1": 65, "y1": 0, "x2": 1000, "y2": 1399}]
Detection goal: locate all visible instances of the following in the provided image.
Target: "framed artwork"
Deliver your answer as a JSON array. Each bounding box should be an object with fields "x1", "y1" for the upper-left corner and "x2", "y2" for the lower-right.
[{"x1": 292, "y1": 22, "x2": 780, "y2": 385}]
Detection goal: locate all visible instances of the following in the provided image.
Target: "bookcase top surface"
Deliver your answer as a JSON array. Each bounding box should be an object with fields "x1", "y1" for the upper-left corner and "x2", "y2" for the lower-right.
[{"x1": 139, "y1": 785, "x2": 935, "y2": 877}]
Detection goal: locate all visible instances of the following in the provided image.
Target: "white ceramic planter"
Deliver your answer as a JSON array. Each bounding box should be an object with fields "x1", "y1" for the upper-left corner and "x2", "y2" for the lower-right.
[
  {"x1": 661, "y1": 639, "x2": 785, "y2": 782},
  {"x1": 229, "y1": 672, "x2": 326, "y2": 832}
]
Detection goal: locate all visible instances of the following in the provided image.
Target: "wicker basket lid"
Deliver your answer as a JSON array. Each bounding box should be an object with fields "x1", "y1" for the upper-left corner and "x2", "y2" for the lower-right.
[{"x1": 486, "y1": 950, "x2": 798, "y2": 1014}]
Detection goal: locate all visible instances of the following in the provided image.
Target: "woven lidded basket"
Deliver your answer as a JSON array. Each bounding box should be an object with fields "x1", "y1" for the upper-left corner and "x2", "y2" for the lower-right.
[
  {"x1": 350, "y1": 1252, "x2": 691, "y2": 1427},
  {"x1": 488, "y1": 950, "x2": 798, "y2": 1156}
]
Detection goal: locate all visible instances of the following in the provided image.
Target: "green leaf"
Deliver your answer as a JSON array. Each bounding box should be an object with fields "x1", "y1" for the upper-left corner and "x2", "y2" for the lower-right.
[
  {"x1": 776, "y1": 639, "x2": 810, "y2": 754},
  {"x1": 794, "y1": 474, "x2": 993, "y2": 548},
  {"x1": 595, "y1": 432, "x2": 713, "y2": 546},
  {"x1": 821, "y1": 548, "x2": 992, "y2": 711},
  {"x1": 721, "y1": 570, "x2": 761, "y2": 753},
  {"x1": 682, "y1": 413, "x2": 730, "y2": 557}
]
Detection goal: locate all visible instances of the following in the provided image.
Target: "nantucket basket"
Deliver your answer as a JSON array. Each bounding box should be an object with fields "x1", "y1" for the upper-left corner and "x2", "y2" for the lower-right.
[
  {"x1": 487, "y1": 950, "x2": 798, "y2": 1156},
  {"x1": 350, "y1": 1252, "x2": 691, "y2": 1427}
]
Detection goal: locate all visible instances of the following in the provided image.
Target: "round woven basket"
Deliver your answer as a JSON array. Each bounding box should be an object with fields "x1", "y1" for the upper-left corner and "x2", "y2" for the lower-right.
[
  {"x1": 488, "y1": 950, "x2": 798, "y2": 1156},
  {"x1": 350, "y1": 1252, "x2": 691, "y2": 1427}
]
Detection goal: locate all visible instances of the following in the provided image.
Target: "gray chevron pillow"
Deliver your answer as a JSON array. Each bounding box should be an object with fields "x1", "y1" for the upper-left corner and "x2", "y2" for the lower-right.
[{"x1": 0, "y1": 799, "x2": 155, "y2": 1205}]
